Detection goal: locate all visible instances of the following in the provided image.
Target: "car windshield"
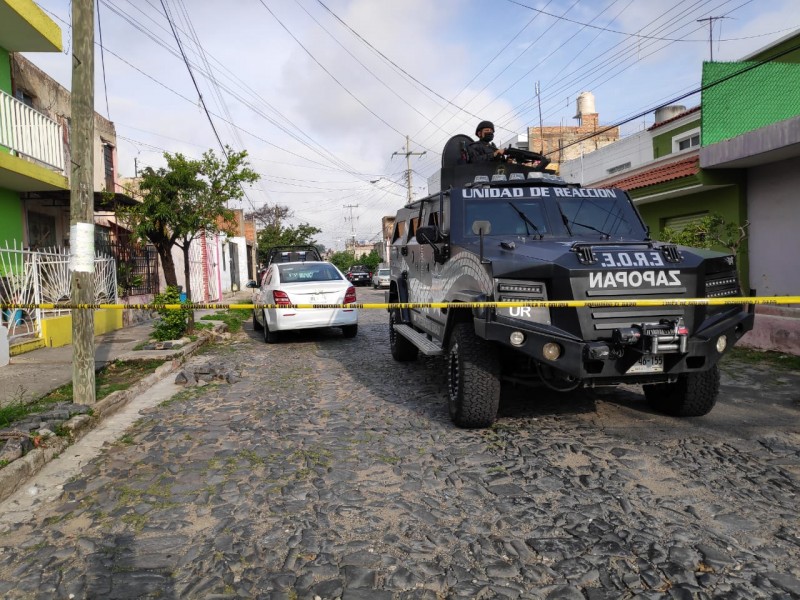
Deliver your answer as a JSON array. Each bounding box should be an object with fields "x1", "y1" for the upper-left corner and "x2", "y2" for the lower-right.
[
  {"x1": 557, "y1": 196, "x2": 644, "y2": 238},
  {"x1": 277, "y1": 263, "x2": 343, "y2": 283},
  {"x1": 464, "y1": 199, "x2": 549, "y2": 237},
  {"x1": 378, "y1": 269, "x2": 389, "y2": 276}
]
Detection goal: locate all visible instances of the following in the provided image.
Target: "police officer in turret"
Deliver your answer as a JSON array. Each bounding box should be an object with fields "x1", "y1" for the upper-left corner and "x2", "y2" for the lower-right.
[{"x1": 467, "y1": 120, "x2": 507, "y2": 163}]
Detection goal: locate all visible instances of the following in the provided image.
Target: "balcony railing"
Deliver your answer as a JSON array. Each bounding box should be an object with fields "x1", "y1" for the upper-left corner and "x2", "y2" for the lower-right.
[{"x1": 0, "y1": 89, "x2": 65, "y2": 172}]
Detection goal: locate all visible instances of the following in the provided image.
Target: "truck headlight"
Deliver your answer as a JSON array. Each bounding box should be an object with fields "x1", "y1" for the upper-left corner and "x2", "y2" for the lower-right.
[
  {"x1": 716, "y1": 335, "x2": 727, "y2": 353},
  {"x1": 543, "y1": 342, "x2": 562, "y2": 361}
]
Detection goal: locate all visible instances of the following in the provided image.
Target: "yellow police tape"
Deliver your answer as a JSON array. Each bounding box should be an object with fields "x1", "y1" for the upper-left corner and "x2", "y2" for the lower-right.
[{"x1": 1, "y1": 296, "x2": 799, "y2": 311}]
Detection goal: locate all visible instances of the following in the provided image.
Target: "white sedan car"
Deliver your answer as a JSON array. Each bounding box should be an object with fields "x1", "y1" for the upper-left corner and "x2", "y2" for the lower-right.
[
  {"x1": 247, "y1": 261, "x2": 357, "y2": 343},
  {"x1": 372, "y1": 267, "x2": 390, "y2": 289}
]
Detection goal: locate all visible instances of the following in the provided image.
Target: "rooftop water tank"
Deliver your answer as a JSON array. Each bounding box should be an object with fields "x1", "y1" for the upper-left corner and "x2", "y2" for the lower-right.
[
  {"x1": 575, "y1": 91, "x2": 596, "y2": 118},
  {"x1": 654, "y1": 105, "x2": 687, "y2": 124}
]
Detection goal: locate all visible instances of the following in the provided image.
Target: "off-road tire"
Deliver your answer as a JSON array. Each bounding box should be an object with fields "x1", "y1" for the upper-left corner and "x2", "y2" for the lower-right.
[
  {"x1": 252, "y1": 310, "x2": 263, "y2": 331},
  {"x1": 263, "y1": 312, "x2": 279, "y2": 344},
  {"x1": 643, "y1": 365, "x2": 720, "y2": 417},
  {"x1": 447, "y1": 322, "x2": 501, "y2": 428},
  {"x1": 342, "y1": 324, "x2": 358, "y2": 338},
  {"x1": 390, "y1": 310, "x2": 418, "y2": 362}
]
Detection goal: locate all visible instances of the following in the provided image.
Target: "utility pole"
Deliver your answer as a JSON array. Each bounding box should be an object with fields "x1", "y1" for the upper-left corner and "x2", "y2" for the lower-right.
[
  {"x1": 343, "y1": 204, "x2": 359, "y2": 255},
  {"x1": 70, "y1": 0, "x2": 96, "y2": 403},
  {"x1": 697, "y1": 16, "x2": 730, "y2": 62},
  {"x1": 535, "y1": 81, "x2": 544, "y2": 154},
  {"x1": 392, "y1": 135, "x2": 426, "y2": 204}
]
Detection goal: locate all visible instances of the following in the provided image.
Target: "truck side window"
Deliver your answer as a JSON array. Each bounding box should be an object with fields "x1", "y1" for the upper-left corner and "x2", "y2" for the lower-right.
[
  {"x1": 392, "y1": 221, "x2": 406, "y2": 243},
  {"x1": 408, "y1": 217, "x2": 419, "y2": 240}
]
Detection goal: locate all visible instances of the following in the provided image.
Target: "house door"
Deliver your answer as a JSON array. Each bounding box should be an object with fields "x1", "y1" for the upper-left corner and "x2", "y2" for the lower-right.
[{"x1": 228, "y1": 241, "x2": 240, "y2": 290}]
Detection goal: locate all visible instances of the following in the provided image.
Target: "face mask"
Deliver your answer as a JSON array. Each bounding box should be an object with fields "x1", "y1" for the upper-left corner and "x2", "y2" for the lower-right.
[{"x1": 481, "y1": 133, "x2": 494, "y2": 143}]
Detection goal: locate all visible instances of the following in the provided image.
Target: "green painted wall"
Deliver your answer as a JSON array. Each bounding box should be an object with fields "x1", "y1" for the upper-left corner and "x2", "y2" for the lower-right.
[
  {"x1": 745, "y1": 33, "x2": 800, "y2": 64},
  {"x1": 0, "y1": 187, "x2": 24, "y2": 246},
  {"x1": 0, "y1": 48, "x2": 11, "y2": 94},
  {"x1": 652, "y1": 118, "x2": 701, "y2": 159},
  {"x1": 637, "y1": 181, "x2": 749, "y2": 288},
  {"x1": 702, "y1": 61, "x2": 800, "y2": 145}
]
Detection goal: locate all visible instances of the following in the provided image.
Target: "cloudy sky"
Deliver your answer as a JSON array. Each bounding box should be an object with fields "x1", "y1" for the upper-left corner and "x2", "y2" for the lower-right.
[{"x1": 24, "y1": 0, "x2": 799, "y2": 250}]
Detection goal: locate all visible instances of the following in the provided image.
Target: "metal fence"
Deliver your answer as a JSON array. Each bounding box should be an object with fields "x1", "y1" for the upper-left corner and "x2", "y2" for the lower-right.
[
  {"x1": 101, "y1": 240, "x2": 160, "y2": 297},
  {"x1": 0, "y1": 242, "x2": 117, "y2": 345}
]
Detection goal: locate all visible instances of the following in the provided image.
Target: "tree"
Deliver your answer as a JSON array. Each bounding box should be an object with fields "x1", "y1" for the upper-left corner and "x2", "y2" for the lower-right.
[
  {"x1": 256, "y1": 222, "x2": 321, "y2": 264},
  {"x1": 119, "y1": 153, "x2": 204, "y2": 289},
  {"x1": 118, "y1": 146, "x2": 259, "y2": 326},
  {"x1": 246, "y1": 203, "x2": 293, "y2": 229},
  {"x1": 328, "y1": 249, "x2": 382, "y2": 273}
]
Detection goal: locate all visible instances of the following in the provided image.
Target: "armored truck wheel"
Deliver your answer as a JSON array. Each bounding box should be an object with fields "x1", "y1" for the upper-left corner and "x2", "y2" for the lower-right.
[
  {"x1": 253, "y1": 311, "x2": 263, "y2": 331},
  {"x1": 389, "y1": 310, "x2": 418, "y2": 361},
  {"x1": 447, "y1": 323, "x2": 501, "y2": 428},
  {"x1": 643, "y1": 365, "x2": 720, "y2": 417}
]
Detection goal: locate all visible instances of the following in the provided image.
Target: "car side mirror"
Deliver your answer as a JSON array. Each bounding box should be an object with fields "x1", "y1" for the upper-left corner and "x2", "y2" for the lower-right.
[
  {"x1": 416, "y1": 225, "x2": 442, "y2": 244},
  {"x1": 245, "y1": 280, "x2": 259, "y2": 289}
]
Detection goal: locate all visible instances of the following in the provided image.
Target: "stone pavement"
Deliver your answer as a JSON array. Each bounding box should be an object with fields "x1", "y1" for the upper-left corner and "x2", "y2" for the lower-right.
[{"x1": 0, "y1": 287, "x2": 798, "y2": 598}]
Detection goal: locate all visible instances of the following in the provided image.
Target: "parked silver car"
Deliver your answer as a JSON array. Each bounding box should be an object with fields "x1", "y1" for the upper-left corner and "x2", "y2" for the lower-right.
[{"x1": 372, "y1": 267, "x2": 390, "y2": 289}]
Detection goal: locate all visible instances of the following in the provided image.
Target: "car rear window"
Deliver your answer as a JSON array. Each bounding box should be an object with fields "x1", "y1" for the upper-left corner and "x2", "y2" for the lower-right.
[
  {"x1": 351, "y1": 266, "x2": 369, "y2": 272},
  {"x1": 278, "y1": 264, "x2": 343, "y2": 283}
]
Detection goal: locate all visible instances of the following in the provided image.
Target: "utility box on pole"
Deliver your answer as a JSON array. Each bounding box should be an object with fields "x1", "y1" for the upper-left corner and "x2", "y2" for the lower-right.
[{"x1": 70, "y1": 0, "x2": 96, "y2": 403}]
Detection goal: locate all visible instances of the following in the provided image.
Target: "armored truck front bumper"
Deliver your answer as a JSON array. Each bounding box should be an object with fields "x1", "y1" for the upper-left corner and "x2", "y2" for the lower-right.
[{"x1": 474, "y1": 309, "x2": 754, "y2": 383}]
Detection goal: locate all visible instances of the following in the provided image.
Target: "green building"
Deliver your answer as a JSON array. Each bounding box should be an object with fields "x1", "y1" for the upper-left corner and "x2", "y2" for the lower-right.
[{"x1": 0, "y1": 0, "x2": 68, "y2": 249}]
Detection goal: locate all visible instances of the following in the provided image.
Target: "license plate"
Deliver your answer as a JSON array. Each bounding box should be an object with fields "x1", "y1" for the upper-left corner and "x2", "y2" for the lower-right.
[{"x1": 627, "y1": 355, "x2": 664, "y2": 374}]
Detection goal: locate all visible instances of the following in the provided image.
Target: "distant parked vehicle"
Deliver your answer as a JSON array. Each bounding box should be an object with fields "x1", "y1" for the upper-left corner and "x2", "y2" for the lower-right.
[
  {"x1": 372, "y1": 267, "x2": 390, "y2": 289},
  {"x1": 345, "y1": 265, "x2": 372, "y2": 287}
]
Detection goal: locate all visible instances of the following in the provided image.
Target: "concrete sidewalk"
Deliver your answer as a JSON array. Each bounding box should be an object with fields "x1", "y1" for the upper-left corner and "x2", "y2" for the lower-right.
[{"x1": 1, "y1": 293, "x2": 251, "y2": 407}]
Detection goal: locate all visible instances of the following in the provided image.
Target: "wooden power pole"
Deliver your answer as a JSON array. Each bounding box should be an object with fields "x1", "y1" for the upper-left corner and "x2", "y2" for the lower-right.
[{"x1": 70, "y1": 0, "x2": 96, "y2": 403}]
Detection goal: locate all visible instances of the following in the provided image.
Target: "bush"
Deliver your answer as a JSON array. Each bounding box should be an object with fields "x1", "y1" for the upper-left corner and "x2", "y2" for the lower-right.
[{"x1": 152, "y1": 286, "x2": 191, "y2": 341}]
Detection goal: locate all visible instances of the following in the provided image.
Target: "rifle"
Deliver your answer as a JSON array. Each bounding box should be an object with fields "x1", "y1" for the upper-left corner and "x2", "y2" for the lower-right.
[{"x1": 504, "y1": 147, "x2": 551, "y2": 171}]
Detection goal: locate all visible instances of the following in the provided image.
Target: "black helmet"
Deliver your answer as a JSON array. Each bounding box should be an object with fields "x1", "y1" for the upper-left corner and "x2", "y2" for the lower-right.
[{"x1": 475, "y1": 120, "x2": 494, "y2": 135}]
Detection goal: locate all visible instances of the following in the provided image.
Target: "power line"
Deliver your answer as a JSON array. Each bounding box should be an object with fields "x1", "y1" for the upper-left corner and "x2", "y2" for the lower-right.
[
  {"x1": 257, "y1": 0, "x2": 422, "y2": 147},
  {"x1": 545, "y1": 37, "x2": 800, "y2": 159},
  {"x1": 96, "y1": 0, "x2": 111, "y2": 118},
  {"x1": 503, "y1": 0, "x2": 757, "y2": 42},
  {"x1": 159, "y1": 0, "x2": 227, "y2": 155}
]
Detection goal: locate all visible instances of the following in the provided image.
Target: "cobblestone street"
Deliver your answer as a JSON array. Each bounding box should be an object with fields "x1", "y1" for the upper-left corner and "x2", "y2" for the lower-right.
[{"x1": 1, "y1": 288, "x2": 799, "y2": 599}]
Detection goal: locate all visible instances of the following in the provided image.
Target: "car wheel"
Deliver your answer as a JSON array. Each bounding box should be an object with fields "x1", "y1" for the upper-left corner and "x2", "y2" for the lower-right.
[
  {"x1": 447, "y1": 322, "x2": 501, "y2": 428},
  {"x1": 342, "y1": 324, "x2": 358, "y2": 338},
  {"x1": 252, "y1": 310, "x2": 263, "y2": 331},
  {"x1": 263, "y1": 311, "x2": 279, "y2": 344},
  {"x1": 389, "y1": 309, "x2": 418, "y2": 362},
  {"x1": 643, "y1": 365, "x2": 719, "y2": 416}
]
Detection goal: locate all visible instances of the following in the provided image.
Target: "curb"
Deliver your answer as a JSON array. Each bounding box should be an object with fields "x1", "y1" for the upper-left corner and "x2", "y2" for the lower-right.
[{"x1": 0, "y1": 325, "x2": 226, "y2": 505}]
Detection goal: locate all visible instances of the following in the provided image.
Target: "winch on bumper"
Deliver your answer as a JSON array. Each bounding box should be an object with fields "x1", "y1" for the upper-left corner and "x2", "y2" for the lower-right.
[{"x1": 475, "y1": 310, "x2": 754, "y2": 382}]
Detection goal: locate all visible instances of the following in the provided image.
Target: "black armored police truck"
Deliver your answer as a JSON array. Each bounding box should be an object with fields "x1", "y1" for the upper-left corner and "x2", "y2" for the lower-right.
[{"x1": 386, "y1": 134, "x2": 754, "y2": 428}]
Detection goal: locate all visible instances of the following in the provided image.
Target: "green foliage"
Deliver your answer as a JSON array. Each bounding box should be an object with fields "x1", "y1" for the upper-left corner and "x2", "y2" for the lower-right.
[
  {"x1": 257, "y1": 223, "x2": 321, "y2": 264},
  {"x1": 152, "y1": 286, "x2": 191, "y2": 341},
  {"x1": 328, "y1": 249, "x2": 383, "y2": 273},
  {"x1": 199, "y1": 308, "x2": 251, "y2": 333},
  {"x1": 117, "y1": 146, "x2": 260, "y2": 293},
  {"x1": 659, "y1": 213, "x2": 749, "y2": 284},
  {"x1": 659, "y1": 214, "x2": 748, "y2": 254}
]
